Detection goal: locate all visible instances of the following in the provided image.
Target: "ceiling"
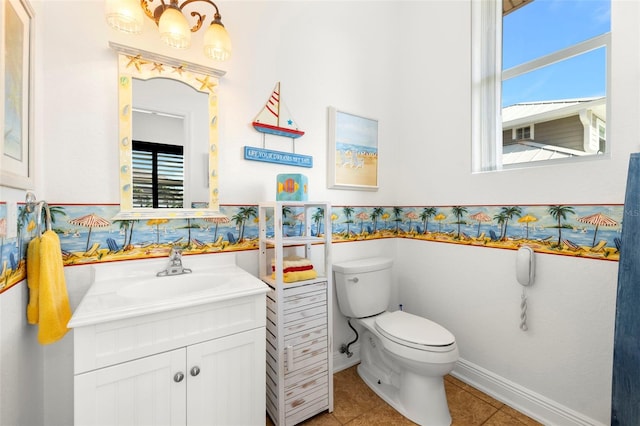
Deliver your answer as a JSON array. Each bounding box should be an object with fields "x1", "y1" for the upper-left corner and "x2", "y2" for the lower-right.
[{"x1": 503, "y1": 0, "x2": 534, "y2": 16}]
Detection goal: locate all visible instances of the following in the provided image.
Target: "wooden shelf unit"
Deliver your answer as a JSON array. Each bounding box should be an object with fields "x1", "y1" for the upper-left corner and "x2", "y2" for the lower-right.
[{"x1": 259, "y1": 201, "x2": 334, "y2": 426}]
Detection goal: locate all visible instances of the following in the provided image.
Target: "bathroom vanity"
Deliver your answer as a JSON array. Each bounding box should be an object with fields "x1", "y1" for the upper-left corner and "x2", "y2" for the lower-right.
[
  {"x1": 258, "y1": 201, "x2": 334, "y2": 426},
  {"x1": 68, "y1": 254, "x2": 269, "y2": 426}
]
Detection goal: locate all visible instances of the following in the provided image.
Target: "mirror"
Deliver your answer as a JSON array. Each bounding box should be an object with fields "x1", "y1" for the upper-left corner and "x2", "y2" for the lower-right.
[
  {"x1": 132, "y1": 78, "x2": 208, "y2": 209},
  {"x1": 111, "y1": 42, "x2": 226, "y2": 219}
]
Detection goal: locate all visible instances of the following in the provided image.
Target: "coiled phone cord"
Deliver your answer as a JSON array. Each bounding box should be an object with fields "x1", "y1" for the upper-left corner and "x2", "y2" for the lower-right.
[{"x1": 520, "y1": 287, "x2": 528, "y2": 331}]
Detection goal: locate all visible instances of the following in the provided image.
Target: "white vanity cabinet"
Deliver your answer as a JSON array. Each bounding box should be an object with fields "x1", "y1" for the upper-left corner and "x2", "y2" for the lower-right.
[
  {"x1": 258, "y1": 201, "x2": 333, "y2": 426},
  {"x1": 70, "y1": 267, "x2": 268, "y2": 426}
]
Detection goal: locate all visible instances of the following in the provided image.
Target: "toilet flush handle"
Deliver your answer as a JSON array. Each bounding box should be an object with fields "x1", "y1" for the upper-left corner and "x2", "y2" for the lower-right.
[{"x1": 347, "y1": 277, "x2": 359, "y2": 283}]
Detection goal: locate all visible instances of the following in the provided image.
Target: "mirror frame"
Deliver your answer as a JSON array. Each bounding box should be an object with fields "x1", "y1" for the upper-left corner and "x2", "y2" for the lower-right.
[{"x1": 110, "y1": 42, "x2": 226, "y2": 219}]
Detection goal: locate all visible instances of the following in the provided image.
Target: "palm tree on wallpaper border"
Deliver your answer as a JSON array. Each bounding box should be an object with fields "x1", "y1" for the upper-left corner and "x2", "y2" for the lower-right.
[
  {"x1": 498, "y1": 206, "x2": 522, "y2": 240},
  {"x1": 420, "y1": 207, "x2": 437, "y2": 234},
  {"x1": 548, "y1": 205, "x2": 576, "y2": 247},
  {"x1": 451, "y1": 206, "x2": 468, "y2": 239},
  {"x1": 371, "y1": 207, "x2": 385, "y2": 234},
  {"x1": 493, "y1": 211, "x2": 507, "y2": 241},
  {"x1": 342, "y1": 206, "x2": 354, "y2": 236},
  {"x1": 312, "y1": 208, "x2": 324, "y2": 236},
  {"x1": 393, "y1": 207, "x2": 403, "y2": 234},
  {"x1": 234, "y1": 206, "x2": 257, "y2": 242}
]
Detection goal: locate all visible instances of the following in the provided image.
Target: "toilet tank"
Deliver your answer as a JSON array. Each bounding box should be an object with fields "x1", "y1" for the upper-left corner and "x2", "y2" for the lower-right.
[{"x1": 333, "y1": 257, "x2": 393, "y2": 318}]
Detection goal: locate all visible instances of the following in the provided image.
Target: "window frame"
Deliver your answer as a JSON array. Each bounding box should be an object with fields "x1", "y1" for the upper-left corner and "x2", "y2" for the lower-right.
[{"x1": 471, "y1": 0, "x2": 611, "y2": 173}]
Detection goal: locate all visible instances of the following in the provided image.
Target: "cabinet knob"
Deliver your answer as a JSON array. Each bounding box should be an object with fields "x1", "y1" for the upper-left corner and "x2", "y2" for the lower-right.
[
  {"x1": 190, "y1": 366, "x2": 201, "y2": 377},
  {"x1": 174, "y1": 372, "x2": 185, "y2": 383}
]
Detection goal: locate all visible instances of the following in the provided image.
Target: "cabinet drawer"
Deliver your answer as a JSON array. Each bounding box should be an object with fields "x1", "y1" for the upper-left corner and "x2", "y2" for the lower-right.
[
  {"x1": 285, "y1": 325, "x2": 327, "y2": 348},
  {"x1": 283, "y1": 303, "x2": 326, "y2": 324},
  {"x1": 268, "y1": 359, "x2": 329, "y2": 401},
  {"x1": 283, "y1": 289, "x2": 326, "y2": 312},
  {"x1": 285, "y1": 371, "x2": 328, "y2": 402},
  {"x1": 288, "y1": 335, "x2": 327, "y2": 363},
  {"x1": 282, "y1": 281, "x2": 327, "y2": 298},
  {"x1": 267, "y1": 287, "x2": 327, "y2": 313},
  {"x1": 285, "y1": 395, "x2": 329, "y2": 426},
  {"x1": 284, "y1": 363, "x2": 327, "y2": 390},
  {"x1": 282, "y1": 314, "x2": 326, "y2": 337}
]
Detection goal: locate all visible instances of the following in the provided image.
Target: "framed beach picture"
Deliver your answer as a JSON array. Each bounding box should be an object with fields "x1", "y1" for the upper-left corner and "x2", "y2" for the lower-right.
[
  {"x1": 327, "y1": 107, "x2": 379, "y2": 191},
  {"x1": 1, "y1": 0, "x2": 34, "y2": 190}
]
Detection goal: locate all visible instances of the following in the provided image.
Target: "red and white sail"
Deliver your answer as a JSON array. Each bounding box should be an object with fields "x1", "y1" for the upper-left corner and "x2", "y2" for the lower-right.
[{"x1": 252, "y1": 82, "x2": 305, "y2": 138}]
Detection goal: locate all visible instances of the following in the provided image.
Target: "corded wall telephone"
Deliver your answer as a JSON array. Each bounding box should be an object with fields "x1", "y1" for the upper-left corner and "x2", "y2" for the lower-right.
[
  {"x1": 516, "y1": 246, "x2": 535, "y2": 331},
  {"x1": 516, "y1": 246, "x2": 535, "y2": 287}
]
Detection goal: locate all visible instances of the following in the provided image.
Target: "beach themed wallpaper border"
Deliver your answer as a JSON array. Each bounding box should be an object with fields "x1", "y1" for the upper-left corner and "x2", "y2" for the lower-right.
[{"x1": 0, "y1": 202, "x2": 623, "y2": 293}]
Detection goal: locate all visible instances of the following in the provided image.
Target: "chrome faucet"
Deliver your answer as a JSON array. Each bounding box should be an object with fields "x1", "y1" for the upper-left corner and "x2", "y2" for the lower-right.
[{"x1": 157, "y1": 247, "x2": 192, "y2": 277}]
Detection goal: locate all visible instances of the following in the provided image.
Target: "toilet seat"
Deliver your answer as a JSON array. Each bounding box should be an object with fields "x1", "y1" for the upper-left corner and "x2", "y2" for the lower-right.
[{"x1": 375, "y1": 311, "x2": 455, "y2": 352}]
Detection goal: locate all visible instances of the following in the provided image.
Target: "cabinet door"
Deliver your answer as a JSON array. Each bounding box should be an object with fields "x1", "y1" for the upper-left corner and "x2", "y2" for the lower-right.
[
  {"x1": 75, "y1": 348, "x2": 186, "y2": 426},
  {"x1": 187, "y1": 328, "x2": 266, "y2": 426}
]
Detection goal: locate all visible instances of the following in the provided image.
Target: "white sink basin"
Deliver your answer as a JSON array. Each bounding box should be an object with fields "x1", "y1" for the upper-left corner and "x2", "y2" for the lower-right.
[
  {"x1": 68, "y1": 254, "x2": 269, "y2": 328},
  {"x1": 117, "y1": 272, "x2": 232, "y2": 300}
]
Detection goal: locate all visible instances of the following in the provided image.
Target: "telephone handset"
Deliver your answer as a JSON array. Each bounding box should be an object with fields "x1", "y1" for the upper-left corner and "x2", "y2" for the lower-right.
[
  {"x1": 516, "y1": 246, "x2": 535, "y2": 331},
  {"x1": 516, "y1": 246, "x2": 535, "y2": 286}
]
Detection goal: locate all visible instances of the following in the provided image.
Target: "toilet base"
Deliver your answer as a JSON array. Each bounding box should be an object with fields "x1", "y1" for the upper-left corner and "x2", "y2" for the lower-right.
[{"x1": 357, "y1": 363, "x2": 452, "y2": 426}]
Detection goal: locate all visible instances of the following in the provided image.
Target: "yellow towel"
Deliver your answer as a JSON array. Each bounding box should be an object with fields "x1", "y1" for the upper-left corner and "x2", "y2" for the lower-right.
[
  {"x1": 26, "y1": 237, "x2": 40, "y2": 324},
  {"x1": 271, "y1": 269, "x2": 318, "y2": 283},
  {"x1": 26, "y1": 230, "x2": 72, "y2": 345}
]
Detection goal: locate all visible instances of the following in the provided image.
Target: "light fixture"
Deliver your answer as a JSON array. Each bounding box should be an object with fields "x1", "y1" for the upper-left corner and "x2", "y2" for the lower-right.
[{"x1": 105, "y1": 0, "x2": 232, "y2": 61}]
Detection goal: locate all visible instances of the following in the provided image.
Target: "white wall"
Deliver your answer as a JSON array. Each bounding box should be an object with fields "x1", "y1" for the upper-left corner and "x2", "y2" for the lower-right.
[
  {"x1": 2, "y1": 0, "x2": 637, "y2": 425},
  {"x1": 39, "y1": 0, "x2": 400, "y2": 207},
  {"x1": 0, "y1": 281, "x2": 44, "y2": 426},
  {"x1": 387, "y1": 1, "x2": 639, "y2": 425}
]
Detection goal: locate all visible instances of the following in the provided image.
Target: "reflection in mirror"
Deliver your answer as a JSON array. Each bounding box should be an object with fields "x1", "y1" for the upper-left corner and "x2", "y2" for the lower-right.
[
  {"x1": 111, "y1": 43, "x2": 226, "y2": 219},
  {"x1": 132, "y1": 77, "x2": 208, "y2": 209}
]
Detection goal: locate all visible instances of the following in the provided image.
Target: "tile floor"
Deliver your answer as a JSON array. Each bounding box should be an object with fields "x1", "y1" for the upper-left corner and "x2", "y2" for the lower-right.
[{"x1": 267, "y1": 365, "x2": 543, "y2": 426}]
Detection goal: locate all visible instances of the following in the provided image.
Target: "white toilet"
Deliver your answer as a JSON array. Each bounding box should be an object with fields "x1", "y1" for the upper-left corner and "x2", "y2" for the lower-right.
[{"x1": 333, "y1": 257, "x2": 459, "y2": 426}]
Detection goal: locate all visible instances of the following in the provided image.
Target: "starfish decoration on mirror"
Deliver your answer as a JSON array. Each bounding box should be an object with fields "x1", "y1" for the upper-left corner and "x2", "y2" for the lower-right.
[
  {"x1": 172, "y1": 65, "x2": 186, "y2": 76},
  {"x1": 151, "y1": 62, "x2": 165, "y2": 73},
  {"x1": 125, "y1": 55, "x2": 149, "y2": 72},
  {"x1": 197, "y1": 76, "x2": 216, "y2": 92}
]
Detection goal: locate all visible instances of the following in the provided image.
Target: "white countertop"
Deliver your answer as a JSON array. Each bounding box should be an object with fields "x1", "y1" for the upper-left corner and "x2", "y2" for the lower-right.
[{"x1": 68, "y1": 253, "x2": 269, "y2": 328}]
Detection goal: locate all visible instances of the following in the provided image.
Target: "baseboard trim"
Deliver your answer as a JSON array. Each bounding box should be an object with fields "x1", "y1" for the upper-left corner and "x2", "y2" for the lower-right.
[{"x1": 452, "y1": 358, "x2": 606, "y2": 426}]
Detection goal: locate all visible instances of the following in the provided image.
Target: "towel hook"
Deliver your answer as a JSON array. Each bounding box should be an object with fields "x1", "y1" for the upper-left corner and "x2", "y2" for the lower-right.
[{"x1": 25, "y1": 192, "x2": 52, "y2": 237}]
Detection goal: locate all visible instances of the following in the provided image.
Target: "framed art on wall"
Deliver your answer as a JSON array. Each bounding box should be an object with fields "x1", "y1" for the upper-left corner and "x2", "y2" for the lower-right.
[
  {"x1": 1, "y1": 0, "x2": 34, "y2": 190},
  {"x1": 327, "y1": 107, "x2": 379, "y2": 191}
]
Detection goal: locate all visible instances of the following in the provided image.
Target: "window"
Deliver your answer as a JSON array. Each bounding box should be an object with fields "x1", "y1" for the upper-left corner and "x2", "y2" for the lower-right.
[
  {"x1": 515, "y1": 126, "x2": 532, "y2": 141},
  {"x1": 472, "y1": 0, "x2": 611, "y2": 172},
  {"x1": 132, "y1": 141, "x2": 184, "y2": 208}
]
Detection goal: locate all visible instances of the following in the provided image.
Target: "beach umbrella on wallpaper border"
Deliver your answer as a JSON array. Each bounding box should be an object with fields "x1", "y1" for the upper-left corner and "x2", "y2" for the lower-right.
[
  {"x1": 577, "y1": 212, "x2": 618, "y2": 247},
  {"x1": 147, "y1": 218, "x2": 170, "y2": 245},
  {"x1": 68, "y1": 213, "x2": 112, "y2": 252},
  {"x1": 356, "y1": 211, "x2": 370, "y2": 234},
  {"x1": 204, "y1": 216, "x2": 230, "y2": 241},
  {"x1": 517, "y1": 214, "x2": 538, "y2": 239},
  {"x1": 469, "y1": 212, "x2": 492, "y2": 237},
  {"x1": 434, "y1": 213, "x2": 447, "y2": 233}
]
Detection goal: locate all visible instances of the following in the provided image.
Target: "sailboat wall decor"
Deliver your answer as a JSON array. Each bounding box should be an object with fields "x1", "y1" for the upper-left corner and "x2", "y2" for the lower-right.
[
  {"x1": 244, "y1": 82, "x2": 312, "y2": 168},
  {"x1": 252, "y1": 82, "x2": 305, "y2": 138}
]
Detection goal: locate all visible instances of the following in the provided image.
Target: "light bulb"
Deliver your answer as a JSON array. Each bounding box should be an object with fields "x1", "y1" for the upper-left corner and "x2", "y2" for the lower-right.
[
  {"x1": 105, "y1": 0, "x2": 143, "y2": 34},
  {"x1": 203, "y1": 22, "x2": 232, "y2": 61},
  {"x1": 158, "y1": 6, "x2": 191, "y2": 49}
]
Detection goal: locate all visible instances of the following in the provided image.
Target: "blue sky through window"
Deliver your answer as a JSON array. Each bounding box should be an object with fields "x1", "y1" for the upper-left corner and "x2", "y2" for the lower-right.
[{"x1": 502, "y1": 0, "x2": 610, "y2": 108}]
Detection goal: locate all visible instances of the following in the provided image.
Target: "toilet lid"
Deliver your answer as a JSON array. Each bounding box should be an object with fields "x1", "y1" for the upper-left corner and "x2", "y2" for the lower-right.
[{"x1": 375, "y1": 311, "x2": 455, "y2": 348}]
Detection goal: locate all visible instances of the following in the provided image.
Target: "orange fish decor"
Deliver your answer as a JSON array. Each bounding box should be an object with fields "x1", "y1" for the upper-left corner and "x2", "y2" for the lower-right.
[{"x1": 276, "y1": 174, "x2": 308, "y2": 201}]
